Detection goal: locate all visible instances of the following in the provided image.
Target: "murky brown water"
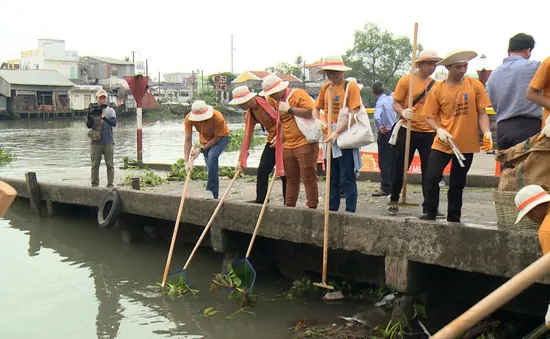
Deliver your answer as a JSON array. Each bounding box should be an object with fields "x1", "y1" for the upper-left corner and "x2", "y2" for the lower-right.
[{"x1": 0, "y1": 117, "x2": 381, "y2": 338}]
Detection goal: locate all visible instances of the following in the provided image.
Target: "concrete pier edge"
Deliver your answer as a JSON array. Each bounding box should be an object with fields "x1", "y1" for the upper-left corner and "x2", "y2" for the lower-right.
[{"x1": 2, "y1": 175, "x2": 546, "y2": 295}]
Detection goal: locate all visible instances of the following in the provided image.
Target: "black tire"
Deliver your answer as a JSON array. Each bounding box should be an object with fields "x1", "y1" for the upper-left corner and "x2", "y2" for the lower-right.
[{"x1": 97, "y1": 189, "x2": 121, "y2": 228}]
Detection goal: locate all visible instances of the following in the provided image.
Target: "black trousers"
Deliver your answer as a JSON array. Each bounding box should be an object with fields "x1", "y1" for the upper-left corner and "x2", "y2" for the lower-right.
[
  {"x1": 424, "y1": 149, "x2": 473, "y2": 221},
  {"x1": 377, "y1": 132, "x2": 394, "y2": 193},
  {"x1": 497, "y1": 116, "x2": 541, "y2": 170},
  {"x1": 256, "y1": 143, "x2": 287, "y2": 203},
  {"x1": 390, "y1": 127, "x2": 436, "y2": 211}
]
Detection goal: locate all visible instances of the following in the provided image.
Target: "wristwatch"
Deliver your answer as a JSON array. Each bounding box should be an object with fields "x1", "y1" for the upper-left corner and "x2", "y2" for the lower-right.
[{"x1": 288, "y1": 107, "x2": 294, "y2": 114}]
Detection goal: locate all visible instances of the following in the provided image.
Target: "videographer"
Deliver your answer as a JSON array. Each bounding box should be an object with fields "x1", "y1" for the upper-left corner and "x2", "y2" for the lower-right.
[{"x1": 87, "y1": 89, "x2": 117, "y2": 188}]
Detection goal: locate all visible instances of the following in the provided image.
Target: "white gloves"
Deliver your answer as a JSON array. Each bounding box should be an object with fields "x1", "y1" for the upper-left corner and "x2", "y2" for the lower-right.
[
  {"x1": 185, "y1": 162, "x2": 193, "y2": 173},
  {"x1": 437, "y1": 128, "x2": 453, "y2": 144},
  {"x1": 269, "y1": 136, "x2": 277, "y2": 148},
  {"x1": 315, "y1": 119, "x2": 327, "y2": 129},
  {"x1": 542, "y1": 124, "x2": 550, "y2": 138},
  {"x1": 190, "y1": 148, "x2": 201, "y2": 160},
  {"x1": 235, "y1": 161, "x2": 243, "y2": 172},
  {"x1": 546, "y1": 304, "x2": 550, "y2": 328},
  {"x1": 402, "y1": 108, "x2": 414, "y2": 120},
  {"x1": 278, "y1": 101, "x2": 290, "y2": 113},
  {"x1": 481, "y1": 131, "x2": 493, "y2": 151},
  {"x1": 325, "y1": 132, "x2": 338, "y2": 143}
]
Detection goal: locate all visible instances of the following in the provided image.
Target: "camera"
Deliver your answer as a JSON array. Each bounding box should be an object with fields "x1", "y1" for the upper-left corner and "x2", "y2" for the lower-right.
[{"x1": 88, "y1": 103, "x2": 107, "y2": 115}]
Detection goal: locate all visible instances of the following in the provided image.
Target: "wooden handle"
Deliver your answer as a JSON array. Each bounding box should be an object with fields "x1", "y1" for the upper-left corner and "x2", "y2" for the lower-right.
[
  {"x1": 400, "y1": 22, "x2": 418, "y2": 204},
  {"x1": 246, "y1": 171, "x2": 278, "y2": 258},
  {"x1": 320, "y1": 87, "x2": 334, "y2": 284},
  {"x1": 183, "y1": 170, "x2": 241, "y2": 270},
  {"x1": 161, "y1": 171, "x2": 192, "y2": 287},
  {"x1": 432, "y1": 251, "x2": 550, "y2": 338}
]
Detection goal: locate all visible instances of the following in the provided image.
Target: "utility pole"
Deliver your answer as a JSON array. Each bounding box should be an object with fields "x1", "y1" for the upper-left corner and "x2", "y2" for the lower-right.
[
  {"x1": 145, "y1": 59, "x2": 148, "y2": 77},
  {"x1": 201, "y1": 70, "x2": 204, "y2": 92},
  {"x1": 230, "y1": 34, "x2": 234, "y2": 74},
  {"x1": 131, "y1": 50, "x2": 136, "y2": 64}
]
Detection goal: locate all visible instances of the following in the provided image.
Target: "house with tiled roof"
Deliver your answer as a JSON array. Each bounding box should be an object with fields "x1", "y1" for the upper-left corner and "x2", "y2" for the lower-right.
[{"x1": 304, "y1": 59, "x2": 326, "y2": 82}]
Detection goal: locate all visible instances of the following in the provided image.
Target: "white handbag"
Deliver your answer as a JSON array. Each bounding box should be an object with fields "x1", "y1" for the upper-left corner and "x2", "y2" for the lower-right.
[
  {"x1": 285, "y1": 89, "x2": 323, "y2": 143},
  {"x1": 336, "y1": 82, "x2": 374, "y2": 149}
]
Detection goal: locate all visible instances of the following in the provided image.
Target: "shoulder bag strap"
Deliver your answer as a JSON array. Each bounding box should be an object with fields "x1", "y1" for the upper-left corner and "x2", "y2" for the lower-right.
[{"x1": 412, "y1": 79, "x2": 436, "y2": 107}]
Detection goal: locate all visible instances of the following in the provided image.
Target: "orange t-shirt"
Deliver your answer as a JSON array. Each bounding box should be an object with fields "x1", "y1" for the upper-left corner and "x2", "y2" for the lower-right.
[
  {"x1": 422, "y1": 77, "x2": 492, "y2": 154},
  {"x1": 529, "y1": 56, "x2": 550, "y2": 128},
  {"x1": 247, "y1": 97, "x2": 277, "y2": 142},
  {"x1": 184, "y1": 109, "x2": 230, "y2": 145},
  {"x1": 539, "y1": 204, "x2": 550, "y2": 255},
  {"x1": 315, "y1": 81, "x2": 362, "y2": 124},
  {"x1": 392, "y1": 74, "x2": 435, "y2": 132},
  {"x1": 279, "y1": 88, "x2": 315, "y2": 149}
]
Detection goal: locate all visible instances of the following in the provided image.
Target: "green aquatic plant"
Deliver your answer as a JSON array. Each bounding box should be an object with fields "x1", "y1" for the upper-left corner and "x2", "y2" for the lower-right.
[
  {"x1": 225, "y1": 129, "x2": 265, "y2": 153},
  {"x1": 0, "y1": 148, "x2": 16, "y2": 167},
  {"x1": 210, "y1": 264, "x2": 257, "y2": 308},
  {"x1": 279, "y1": 278, "x2": 319, "y2": 300},
  {"x1": 157, "y1": 275, "x2": 199, "y2": 297},
  {"x1": 125, "y1": 167, "x2": 167, "y2": 188}
]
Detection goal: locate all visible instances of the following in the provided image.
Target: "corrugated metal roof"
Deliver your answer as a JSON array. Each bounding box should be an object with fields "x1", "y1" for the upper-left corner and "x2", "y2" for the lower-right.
[
  {"x1": 87, "y1": 56, "x2": 134, "y2": 65},
  {"x1": 0, "y1": 70, "x2": 75, "y2": 87}
]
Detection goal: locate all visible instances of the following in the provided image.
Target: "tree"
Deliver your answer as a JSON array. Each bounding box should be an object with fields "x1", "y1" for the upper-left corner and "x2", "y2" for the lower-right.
[
  {"x1": 266, "y1": 55, "x2": 305, "y2": 80},
  {"x1": 344, "y1": 22, "x2": 423, "y2": 90}
]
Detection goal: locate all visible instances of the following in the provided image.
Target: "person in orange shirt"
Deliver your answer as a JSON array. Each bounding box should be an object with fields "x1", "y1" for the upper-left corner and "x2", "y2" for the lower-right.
[
  {"x1": 312, "y1": 55, "x2": 363, "y2": 213},
  {"x1": 514, "y1": 184, "x2": 550, "y2": 327},
  {"x1": 259, "y1": 74, "x2": 320, "y2": 209},
  {"x1": 388, "y1": 50, "x2": 443, "y2": 217},
  {"x1": 184, "y1": 100, "x2": 231, "y2": 199},
  {"x1": 527, "y1": 56, "x2": 550, "y2": 129},
  {"x1": 229, "y1": 85, "x2": 287, "y2": 204},
  {"x1": 421, "y1": 50, "x2": 493, "y2": 222}
]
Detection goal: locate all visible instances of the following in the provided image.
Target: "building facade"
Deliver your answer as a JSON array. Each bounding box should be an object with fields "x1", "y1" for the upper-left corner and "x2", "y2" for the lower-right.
[{"x1": 19, "y1": 39, "x2": 79, "y2": 79}]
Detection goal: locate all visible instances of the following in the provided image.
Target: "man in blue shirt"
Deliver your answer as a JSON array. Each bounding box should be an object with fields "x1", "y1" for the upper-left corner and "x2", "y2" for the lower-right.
[
  {"x1": 372, "y1": 81, "x2": 397, "y2": 196},
  {"x1": 86, "y1": 89, "x2": 117, "y2": 188},
  {"x1": 487, "y1": 33, "x2": 541, "y2": 153}
]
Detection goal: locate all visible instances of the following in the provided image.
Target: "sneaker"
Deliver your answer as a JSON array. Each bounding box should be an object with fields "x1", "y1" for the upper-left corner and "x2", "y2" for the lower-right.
[
  {"x1": 204, "y1": 190, "x2": 214, "y2": 200},
  {"x1": 447, "y1": 217, "x2": 460, "y2": 223},
  {"x1": 372, "y1": 189, "x2": 389, "y2": 197},
  {"x1": 418, "y1": 214, "x2": 436, "y2": 221},
  {"x1": 388, "y1": 205, "x2": 398, "y2": 215},
  {"x1": 107, "y1": 184, "x2": 115, "y2": 188}
]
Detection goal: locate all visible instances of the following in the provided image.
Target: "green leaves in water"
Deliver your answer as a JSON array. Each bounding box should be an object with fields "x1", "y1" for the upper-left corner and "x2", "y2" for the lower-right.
[
  {"x1": 157, "y1": 275, "x2": 199, "y2": 297},
  {"x1": 0, "y1": 148, "x2": 16, "y2": 167},
  {"x1": 211, "y1": 263, "x2": 257, "y2": 308},
  {"x1": 279, "y1": 278, "x2": 319, "y2": 300}
]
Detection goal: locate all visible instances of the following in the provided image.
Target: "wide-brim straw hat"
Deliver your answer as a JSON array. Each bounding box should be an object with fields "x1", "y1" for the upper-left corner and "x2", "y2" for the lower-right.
[
  {"x1": 259, "y1": 74, "x2": 289, "y2": 97},
  {"x1": 346, "y1": 77, "x2": 364, "y2": 90},
  {"x1": 437, "y1": 50, "x2": 478, "y2": 66},
  {"x1": 514, "y1": 184, "x2": 550, "y2": 224},
  {"x1": 229, "y1": 85, "x2": 257, "y2": 105},
  {"x1": 188, "y1": 100, "x2": 214, "y2": 122},
  {"x1": 317, "y1": 55, "x2": 352, "y2": 74},
  {"x1": 416, "y1": 50, "x2": 443, "y2": 64}
]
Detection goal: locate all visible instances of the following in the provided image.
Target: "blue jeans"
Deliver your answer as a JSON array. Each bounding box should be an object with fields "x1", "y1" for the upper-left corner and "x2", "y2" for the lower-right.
[
  {"x1": 325, "y1": 149, "x2": 357, "y2": 212},
  {"x1": 203, "y1": 136, "x2": 230, "y2": 198}
]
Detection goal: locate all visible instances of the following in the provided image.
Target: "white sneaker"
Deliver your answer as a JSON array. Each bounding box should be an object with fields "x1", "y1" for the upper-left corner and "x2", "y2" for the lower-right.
[{"x1": 204, "y1": 190, "x2": 214, "y2": 200}]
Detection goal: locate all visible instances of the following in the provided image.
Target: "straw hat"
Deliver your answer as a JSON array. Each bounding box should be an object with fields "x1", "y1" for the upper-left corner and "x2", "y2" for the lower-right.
[
  {"x1": 259, "y1": 74, "x2": 289, "y2": 97},
  {"x1": 188, "y1": 100, "x2": 214, "y2": 122},
  {"x1": 317, "y1": 55, "x2": 352, "y2": 73},
  {"x1": 514, "y1": 184, "x2": 550, "y2": 224},
  {"x1": 437, "y1": 50, "x2": 478, "y2": 66},
  {"x1": 229, "y1": 85, "x2": 257, "y2": 105},
  {"x1": 346, "y1": 77, "x2": 364, "y2": 90},
  {"x1": 416, "y1": 50, "x2": 443, "y2": 64}
]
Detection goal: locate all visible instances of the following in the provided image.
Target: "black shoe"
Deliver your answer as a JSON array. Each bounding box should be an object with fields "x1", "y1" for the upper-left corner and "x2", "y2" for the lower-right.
[
  {"x1": 418, "y1": 214, "x2": 436, "y2": 221},
  {"x1": 447, "y1": 217, "x2": 460, "y2": 223},
  {"x1": 388, "y1": 205, "x2": 398, "y2": 215},
  {"x1": 436, "y1": 212, "x2": 444, "y2": 218}
]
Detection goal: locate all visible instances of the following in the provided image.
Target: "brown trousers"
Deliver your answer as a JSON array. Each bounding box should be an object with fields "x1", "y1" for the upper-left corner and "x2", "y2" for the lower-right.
[{"x1": 283, "y1": 143, "x2": 319, "y2": 208}]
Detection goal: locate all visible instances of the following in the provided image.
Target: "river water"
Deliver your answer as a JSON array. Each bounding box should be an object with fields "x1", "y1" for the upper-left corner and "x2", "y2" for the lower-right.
[{"x1": 0, "y1": 117, "x2": 383, "y2": 339}]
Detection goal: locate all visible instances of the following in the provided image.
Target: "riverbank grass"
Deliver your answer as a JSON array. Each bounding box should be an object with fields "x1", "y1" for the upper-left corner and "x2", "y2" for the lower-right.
[{"x1": 0, "y1": 148, "x2": 16, "y2": 167}]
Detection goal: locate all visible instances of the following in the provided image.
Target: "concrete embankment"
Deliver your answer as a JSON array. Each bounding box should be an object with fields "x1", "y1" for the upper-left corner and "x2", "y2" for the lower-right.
[{"x1": 4, "y1": 174, "x2": 550, "y2": 317}]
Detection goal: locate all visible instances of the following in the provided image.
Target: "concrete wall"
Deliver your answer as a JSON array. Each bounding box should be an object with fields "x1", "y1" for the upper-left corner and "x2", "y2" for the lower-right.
[{"x1": 3, "y1": 177, "x2": 547, "y2": 291}]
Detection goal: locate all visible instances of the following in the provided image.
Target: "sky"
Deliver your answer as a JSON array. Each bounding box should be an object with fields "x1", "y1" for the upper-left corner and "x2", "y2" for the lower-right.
[{"x1": 1, "y1": 0, "x2": 548, "y2": 81}]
